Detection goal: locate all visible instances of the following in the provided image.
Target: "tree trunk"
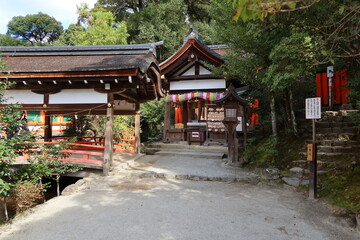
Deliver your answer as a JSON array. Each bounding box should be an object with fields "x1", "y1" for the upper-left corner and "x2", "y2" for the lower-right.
[
  {"x1": 284, "y1": 90, "x2": 291, "y2": 130},
  {"x1": 288, "y1": 87, "x2": 298, "y2": 136},
  {"x1": 4, "y1": 197, "x2": 8, "y2": 221},
  {"x1": 56, "y1": 174, "x2": 60, "y2": 197},
  {"x1": 270, "y1": 92, "x2": 278, "y2": 144}
]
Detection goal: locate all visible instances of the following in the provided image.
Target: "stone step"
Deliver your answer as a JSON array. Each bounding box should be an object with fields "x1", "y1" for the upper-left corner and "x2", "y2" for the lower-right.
[
  {"x1": 154, "y1": 150, "x2": 225, "y2": 159},
  {"x1": 317, "y1": 145, "x2": 353, "y2": 153},
  {"x1": 146, "y1": 142, "x2": 227, "y2": 152},
  {"x1": 306, "y1": 140, "x2": 360, "y2": 147},
  {"x1": 300, "y1": 151, "x2": 357, "y2": 158},
  {"x1": 315, "y1": 133, "x2": 358, "y2": 140},
  {"x1": 144, "y1": 147, "x2": 228, "y2": 156},
  {"x1": 316, "y1": 122, "x2": 355, "y2": 128},
  {"x1": 317, "y1": 127, "x2": 357, "y2": 134}
]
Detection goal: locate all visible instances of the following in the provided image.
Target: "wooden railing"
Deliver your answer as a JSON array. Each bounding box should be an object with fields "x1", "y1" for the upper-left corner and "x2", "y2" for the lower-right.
[
  {"x1": 50, "y1": 136, "x2": 136, "y2": 153},
  {"x1": 11, "y1": 136, "x2": 137, "y2": 167},
  {"x1": 13, "y1": 142, "x2": 104, "y2": 166}
]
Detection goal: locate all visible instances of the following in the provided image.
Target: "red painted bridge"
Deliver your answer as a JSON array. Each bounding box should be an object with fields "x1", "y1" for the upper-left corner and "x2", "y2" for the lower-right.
[{"x1": 10, "y1": 137, "x2": 136, "y2": 172}]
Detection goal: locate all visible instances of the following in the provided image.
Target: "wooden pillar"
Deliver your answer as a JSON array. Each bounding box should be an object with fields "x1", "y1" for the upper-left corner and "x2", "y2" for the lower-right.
[
  {"x1": 243, "y1": 114, "x2": 247, "y2": 150},
  {"x1": 163, "y1": 101, "x2": 171, "y2": 142},
  {"x1": 44, "y1": 114, "x2": 52, "y2": 141},
  {"x1": 135, "y1": 105, "x2": 141, "y2": 154},
  {"x1": 43, "y1": 94, "x2": 52, "y2": 141},
  {"x1": 103, "y1": 93, "x2": 114, "y2": 176},
  {"x1": 225, "y1": 122, "x2": 238, "y2": 163}
]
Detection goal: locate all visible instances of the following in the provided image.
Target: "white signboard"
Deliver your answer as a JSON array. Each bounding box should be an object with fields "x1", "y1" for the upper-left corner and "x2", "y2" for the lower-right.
[
  {"x1": 327, "y1": 66, "x2": 334, "y2": 78},
  {"x1": 305, "y1": 97, "x2": 321, "y2": 119}
]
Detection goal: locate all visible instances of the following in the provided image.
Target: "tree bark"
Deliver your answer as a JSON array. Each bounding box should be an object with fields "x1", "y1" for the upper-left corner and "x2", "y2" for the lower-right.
[
  {"x1": 56, "y1": 174, "x2": 60, "y2": 197},
  {"x1": 4, "y1": 197, "x2": 8, "y2": 221},
  {"x1": 270, "y1": 92, "x2": 278, "y2": 144},
  {"x1": 288, "y1": 87, "x2": 298, "y2": 136}
]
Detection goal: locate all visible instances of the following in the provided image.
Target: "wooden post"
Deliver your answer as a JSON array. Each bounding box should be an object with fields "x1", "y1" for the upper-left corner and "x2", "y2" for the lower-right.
[
  {"x1": 43, "y1": 94, "x2": 51, "y2": 141},
  {"x1": 135, "y1": 105, "x2": 141, "y2": 154},
  {"x1": 44, "y1": 114, "x2": 52, "y2": 141},
  {"x1": 243, "y1": 114, "x2": 247, "y2": 150},
  {"x1": 163, "y1": 101, "x2": 171, "y2": 142},
  {"x1": 224, "y1": 122, "x2": 238, "y2": 163},
  {"x1": 309, "y1": 119, "x2": 317, "y2": 199},
  {"x1": 103, "y1": 94, "x2": 114, "y2": 176}
]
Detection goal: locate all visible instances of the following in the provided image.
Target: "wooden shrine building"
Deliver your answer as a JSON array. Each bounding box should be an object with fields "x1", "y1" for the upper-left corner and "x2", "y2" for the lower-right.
[
  {"x1": 161, "y1": 29, "x2": 245, "y2": 145},
  {"x1": 0, "y1": 43, "x2": 165, "y2": 174}
]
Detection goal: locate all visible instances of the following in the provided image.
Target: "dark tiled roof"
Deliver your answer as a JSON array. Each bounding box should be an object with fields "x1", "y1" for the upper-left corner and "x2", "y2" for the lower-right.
[
  {"x1": 2, "y1": 55, "x2": 154, "y2": 74},
  {"x1": 0, "y1": 43, "x2": 162, "y2": 74}
]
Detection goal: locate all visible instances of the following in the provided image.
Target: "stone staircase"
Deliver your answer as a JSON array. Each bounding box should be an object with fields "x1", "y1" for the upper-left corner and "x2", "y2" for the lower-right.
[
  {"x1": 287, "y1": 110, "x2": 360, "y2": 187},
  {"x1": 302, "y1": 110, "x2": 360, "y2": 158},
  {"x1": 142, "y1": 141, "x2": 227, "y2": 160}
]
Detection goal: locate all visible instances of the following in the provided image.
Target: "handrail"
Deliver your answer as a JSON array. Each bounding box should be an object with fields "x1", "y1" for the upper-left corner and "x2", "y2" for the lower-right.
[{"x1": 50, "y1": 136, "x2": 136, "y2": 153}]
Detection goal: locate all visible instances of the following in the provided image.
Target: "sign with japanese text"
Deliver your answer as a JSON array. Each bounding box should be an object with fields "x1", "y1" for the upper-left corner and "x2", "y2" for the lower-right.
[{"x1": 305, "y1": 97, "x2": 321, "y2": 119}]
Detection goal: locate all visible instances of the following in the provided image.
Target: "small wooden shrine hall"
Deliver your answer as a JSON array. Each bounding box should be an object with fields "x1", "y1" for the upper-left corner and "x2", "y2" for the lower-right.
[
  {"x1": 160, "y1": 29, "x2": 243, "y2": 145},
  {"x1": 0, "y1": 43, "x2": 165, "y2": 174}
]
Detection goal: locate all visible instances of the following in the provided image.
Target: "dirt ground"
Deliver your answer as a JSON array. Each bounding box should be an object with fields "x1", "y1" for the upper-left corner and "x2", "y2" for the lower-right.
[{"x1": 0, "y1": 176, "x2": 358, "y2": 240}]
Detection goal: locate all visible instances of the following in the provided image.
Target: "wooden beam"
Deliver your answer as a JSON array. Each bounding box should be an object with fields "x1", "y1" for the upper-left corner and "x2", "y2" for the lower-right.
[
  {"x1": 103, "y1": 93, "x2": 114, "y2": 176},
  {"x1": 0, "y1": 69, "x2": 138, "y2": 79},
  {"x1": 10, "y1": 82, "x2": 135, "y2": 91},
  {"x1": 135, "y1": 106, "x2": 141, "y2": 154}
]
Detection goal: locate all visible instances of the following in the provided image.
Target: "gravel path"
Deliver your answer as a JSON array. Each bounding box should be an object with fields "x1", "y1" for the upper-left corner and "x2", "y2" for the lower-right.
[{"x1": 0, "y1": 176, "x2": 358, "y2": 240}]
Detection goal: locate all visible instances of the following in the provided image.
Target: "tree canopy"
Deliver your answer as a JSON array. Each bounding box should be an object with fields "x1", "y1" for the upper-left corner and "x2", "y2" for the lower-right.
[
  {"x1": 7, "y1": 12, "x2": 63, "y2": 45},
  {"x1": 57, "y1": 5, "x2": 128, "y2": 46},
  {"x1": 0, "y1": 34, "x2": 24, "y2": 46}
]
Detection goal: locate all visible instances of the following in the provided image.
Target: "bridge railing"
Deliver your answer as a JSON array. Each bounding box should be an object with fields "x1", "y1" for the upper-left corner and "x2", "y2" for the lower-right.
[
  {"x1": 12, "y1": 141, "x2": 104, "y2": 166},
  {"x1": 50, "y1": 136, "x2": 136, "y2": 153}
]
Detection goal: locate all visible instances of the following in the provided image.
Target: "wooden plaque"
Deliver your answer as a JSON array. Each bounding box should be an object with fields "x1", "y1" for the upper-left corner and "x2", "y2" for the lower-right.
[{"x1": 307, "y1": 144, "x2": 315, "y2": 161}]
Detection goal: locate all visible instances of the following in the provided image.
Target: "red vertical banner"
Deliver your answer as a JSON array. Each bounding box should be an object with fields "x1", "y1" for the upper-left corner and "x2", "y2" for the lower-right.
[
  {"x1": 334, "y1": 71, "x2": 341, "y2": 104},
  {"x1": 321, "y1": 72, "x2": 329, "y2": 105},
  {"x1": 316, "y1": 73, "x2": 322, "y2": 98},
  {"x1": 341, "y1": 69, "x2": 349, "y2": 104}
]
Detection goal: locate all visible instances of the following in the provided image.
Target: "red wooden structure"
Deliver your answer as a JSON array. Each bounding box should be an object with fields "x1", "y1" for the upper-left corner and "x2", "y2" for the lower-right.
[
  {"x1": 316, "y1": 69, "x2": 349, "y2": 106},
  {"x1": 50, "y1": 137, "x2": 136, "y2": 153}
]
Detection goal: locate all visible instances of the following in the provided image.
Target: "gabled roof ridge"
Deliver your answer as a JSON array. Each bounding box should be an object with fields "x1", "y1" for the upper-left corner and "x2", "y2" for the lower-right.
[
  {"x1": 160, "y1": 39, "x2": 223, "y2": 70},
  {"x1": 0, "y1": 41, "x2": 163, "y2": 57}
]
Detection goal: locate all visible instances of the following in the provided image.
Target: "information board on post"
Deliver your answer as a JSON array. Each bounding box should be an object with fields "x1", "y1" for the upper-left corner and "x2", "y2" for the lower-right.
[
  {"x1": 305, "y1": 97, "x2": 322, "y2": 119},
  {"x1": 305, "y1": 97, "x2": 321, "y2": 199}
]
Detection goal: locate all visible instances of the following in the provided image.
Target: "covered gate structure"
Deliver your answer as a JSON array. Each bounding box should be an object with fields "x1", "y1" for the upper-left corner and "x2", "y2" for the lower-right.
[{"x1": 0, "y1": 43, "x2": 165, "y2": 175}]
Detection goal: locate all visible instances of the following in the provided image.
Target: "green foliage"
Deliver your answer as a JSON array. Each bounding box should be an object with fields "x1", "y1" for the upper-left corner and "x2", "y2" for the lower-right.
[
  {"x1": 319, "y1": 158, "x2": 360, "y2": 214},
  {"x1": 127, "y1": 0, "x2": 188, "y2": 61},
  {"x1": 7, "y1": 12, "x2": 63, "y2": 45},
  {"x1": 184, "y1": 0, "x2": 212, "y2": 23},
  {"x1": 229, "y1": 0, "x2": 314, "y2": 22},
  {"x1": 0, "y1": 178, "x2": 12, "y2": 199},
  {"x1": 244, "y1": 134, "x2": 304, "y2": 169},
  {"x1": 98, "y1": 0, "x2": 159, "y2": 21},
  {"x1": 140, "y1": 99, "x2": 165, "y2": 141},
  {"x1": 243, "y1": 136, "x2": 279, "y2": 168},
  {"x1": 57, "y1": 5, "x2": 128, "y2": 46},
  {"x1": 0, "y1": 34, "x2": 24, "y2": 46}
]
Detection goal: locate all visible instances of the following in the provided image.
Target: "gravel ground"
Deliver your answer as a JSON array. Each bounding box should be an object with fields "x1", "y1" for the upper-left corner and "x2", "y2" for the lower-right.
[{"x1": 0, "y1": 176, "x2": 358, "y2": 240}]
